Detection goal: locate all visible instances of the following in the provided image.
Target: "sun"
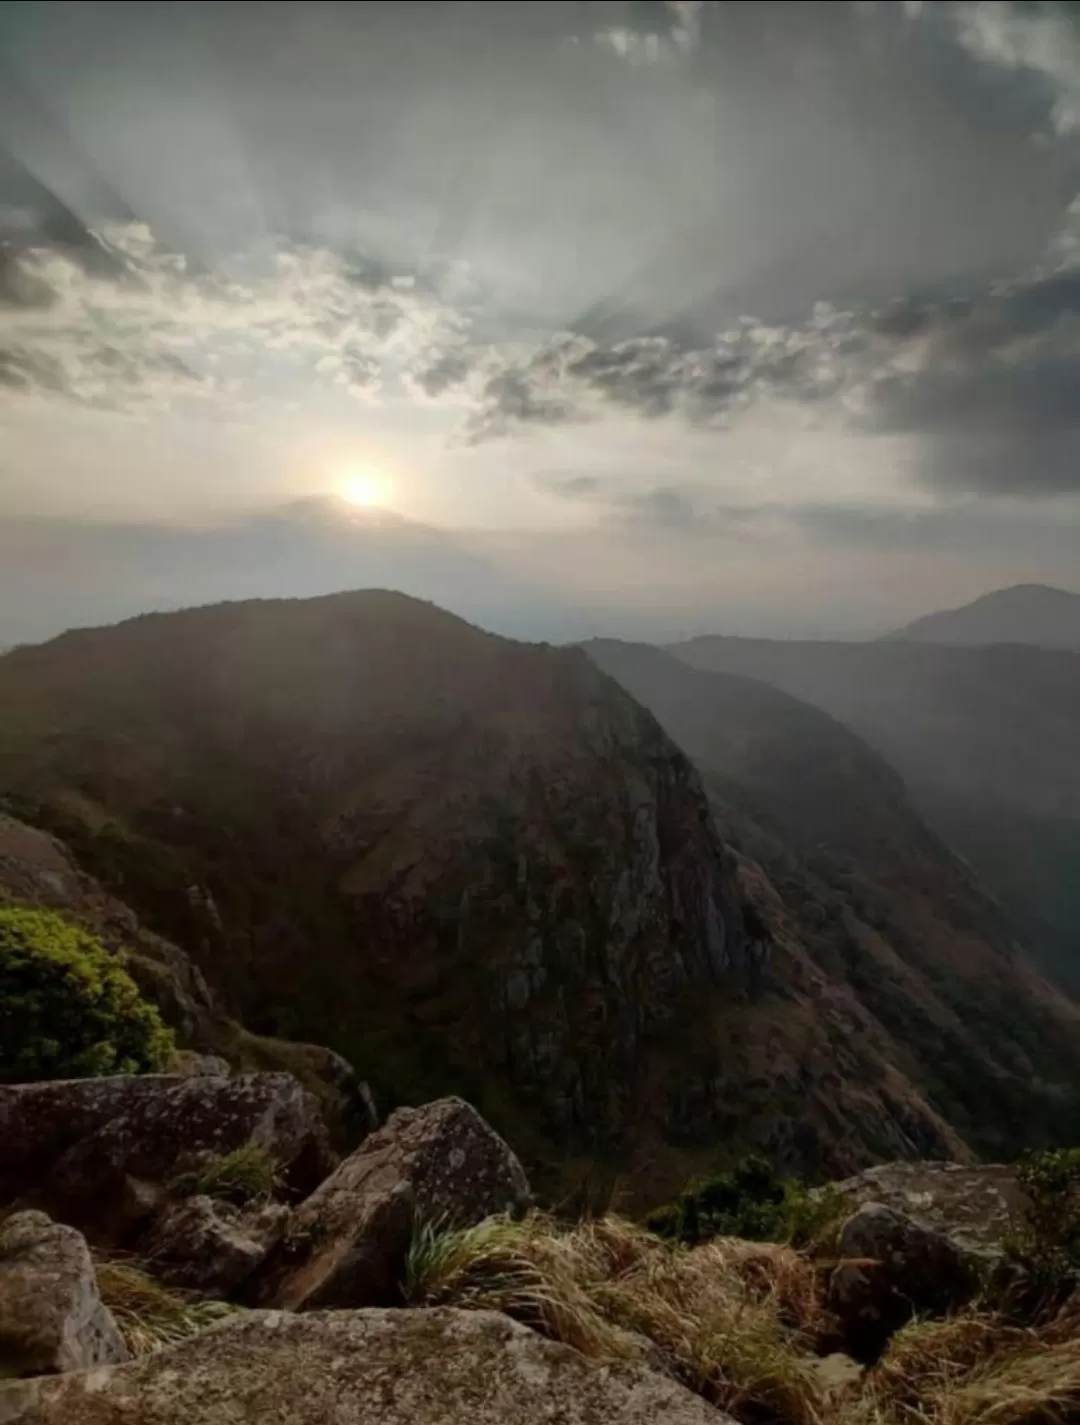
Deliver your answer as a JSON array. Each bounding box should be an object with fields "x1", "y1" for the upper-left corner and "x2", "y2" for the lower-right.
[{"x1": 338, "y1": 466, "x2": 390, "y2": 509}]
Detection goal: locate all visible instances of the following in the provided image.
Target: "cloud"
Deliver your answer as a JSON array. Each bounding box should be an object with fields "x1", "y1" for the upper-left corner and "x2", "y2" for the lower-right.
[
  {"x1": 0, "y1": 223, "x2": 470, "y2": 412},
  {"x1": 528, "y1": 467, "x2": 785, "y2": 538},
  {"x1": 427, "y1": 245, "x2": 1080, "y2": 498},
  {"x1": 864, "y1": 268, "x2": 1080, "y2": 494},
  {"x1": 949, "y1": 1, "x2": 1080, "y2": 133},
  {"x1": 6, "y1": 0, "x2": 1080, "y2": 519},
  {"x1": 9, "y1": 203, "x2": 1080, "y2": 503}
]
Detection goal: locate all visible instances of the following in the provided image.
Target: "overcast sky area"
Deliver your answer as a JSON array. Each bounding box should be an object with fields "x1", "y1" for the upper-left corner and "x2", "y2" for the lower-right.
[{"x1": 3, "y1": 0, "x2": 1080, "y2": 645}]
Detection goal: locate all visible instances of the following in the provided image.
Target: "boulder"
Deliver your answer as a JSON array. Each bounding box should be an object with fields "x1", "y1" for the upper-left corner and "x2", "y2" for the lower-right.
[
  {"x1": 825, "y1": 1161, "x2": 1025, "y2": 1258},
  {"x1": 252, "y1": 1097, "x2": 531, "y2": 1310},
  {"x1": 0, "y1": 1074, "x2": 333, "y2": 1242},
  {"x1": 828, "y1": 1202, "x2": 982, "y2": 1361},
  {"x1": 143, "y1": 1196, "x2": 284, "y2": 1297},
  {"x1": 0, "y1": 1308, "x2": 732, "y2": 1425},
  {"x1": 0, "y1": 1212, "x2": 128, "y2": 1378}
]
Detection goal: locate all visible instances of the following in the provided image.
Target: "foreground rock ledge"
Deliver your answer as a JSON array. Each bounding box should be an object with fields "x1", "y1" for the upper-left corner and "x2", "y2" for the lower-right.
[{"x1": 0, "y1": 1308, "x2": 733, "y2": 1425}]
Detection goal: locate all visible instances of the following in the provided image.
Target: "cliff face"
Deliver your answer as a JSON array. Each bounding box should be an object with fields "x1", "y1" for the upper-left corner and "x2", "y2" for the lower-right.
[
  {"x1": 0, "y1": 593, "x2": 758, "y2": 1192},
  {"x1": 586, "y1": 639, "x2": 1080, "y2": 1169}
]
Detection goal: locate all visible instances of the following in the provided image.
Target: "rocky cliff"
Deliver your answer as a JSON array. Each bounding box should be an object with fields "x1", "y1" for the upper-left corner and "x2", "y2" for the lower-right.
[{"x1": 586, "y1": 640, "x2": 1080, "y2": 1164}]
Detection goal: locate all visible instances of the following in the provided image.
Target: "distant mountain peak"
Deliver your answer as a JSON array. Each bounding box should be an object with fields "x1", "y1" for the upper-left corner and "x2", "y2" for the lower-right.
[{"x1": 885, "y1": 583, "x2": 1080, "y2": 650}]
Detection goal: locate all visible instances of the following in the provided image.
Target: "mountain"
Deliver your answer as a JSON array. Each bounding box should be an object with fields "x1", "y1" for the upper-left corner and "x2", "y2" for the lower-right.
[
  {"x1": 3, "y1": 593, "x2": 1078, "y2": 1210},
  {"x1": 887, "y1": 583, "x2": 1080, "y2": 650},
  {"x1": 669, "y1": 634, "x2": 1080, "y2": 992},
  {"x1": 0, "y1": 590, "x2": 781, "y2": 1206},
  {"x1": 586, "y1": 640, "x2": 1080, "y2": 1160}
]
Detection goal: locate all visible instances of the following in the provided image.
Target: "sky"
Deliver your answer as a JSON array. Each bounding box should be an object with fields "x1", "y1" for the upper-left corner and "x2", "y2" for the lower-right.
[{"x1": 2, "y1": 0, "x2": 1080, "y2": 646}]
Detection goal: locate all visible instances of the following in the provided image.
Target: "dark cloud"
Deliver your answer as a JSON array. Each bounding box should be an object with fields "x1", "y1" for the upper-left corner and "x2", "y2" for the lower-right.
[
  {"x1": 530, "y1": 472, "x2": 606, "y2": 498},
  {"x1": 865, "y1": 271, "x2": 1080, "y2": 494},
  {"x1": 529, "y1": 468, "x2": 773, "y2": 537}
]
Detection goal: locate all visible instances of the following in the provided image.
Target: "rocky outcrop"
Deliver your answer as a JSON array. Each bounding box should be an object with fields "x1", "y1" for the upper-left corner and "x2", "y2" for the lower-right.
[
  {"x1": 0, "y1": 1073, "x2": 333, "y2": 1240},
  {"x1": 828, "y1": 1202, "x2": 983, "y2": 1361},
  {"x1": 0, "y1": 1212, "x2": 127, "y2": 1378},
  {"x1": 144, "y1": 1196, "x2": 285, "y2": 1297},
  {"x1": 827, "y1": 1162, "x2": 1025, "y2": 1258},
  {"x1": 0, "y1": 1308, "x2": 732, "y2": 1424},
  {"x1": 253, "y1": 1097, "x2": 531, "y2": 1310}
]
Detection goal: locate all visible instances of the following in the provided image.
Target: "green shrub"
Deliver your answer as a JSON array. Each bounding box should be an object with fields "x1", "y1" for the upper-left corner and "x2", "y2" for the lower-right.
[
  {"x1": 1003, "y1": 1146, "x2": 1080, "y2": 1307},
  {"x1": 193, "y1": 1143, "x2": 277, "y2": 1206},
  {"x1": 644, "y1": 1155, "x2": 840, "y2": 1248},
  {"x1": 0, "y1": 905, "x2": 175, "y2": 1083}
]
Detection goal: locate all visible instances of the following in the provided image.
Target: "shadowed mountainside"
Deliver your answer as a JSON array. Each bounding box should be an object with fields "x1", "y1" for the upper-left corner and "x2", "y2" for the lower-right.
[{"x1": 585, "y1": 639, "x2": 1080, "y2": 1162}]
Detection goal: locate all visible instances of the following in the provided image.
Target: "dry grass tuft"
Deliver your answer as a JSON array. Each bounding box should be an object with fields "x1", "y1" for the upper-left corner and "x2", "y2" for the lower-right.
[
  {"x1": 407, "y1": 1213, "x2": 1080, "y2": 1425},
  {"x1": 936, "y1": 1335, "x2": 1080, "y2": 1425},
  {"x1": 95, "y1": 1256, "x2": 238, "y2": 1357},
  {"x1": 405, "y1": 1212, "x2": 830, "y2": 1425},
  {"x1": 851, "y1": 1309, "x2": 1080, "y2": 1425}
]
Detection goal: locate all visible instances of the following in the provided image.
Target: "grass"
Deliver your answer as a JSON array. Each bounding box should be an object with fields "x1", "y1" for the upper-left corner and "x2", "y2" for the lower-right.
[
  {"x1": 854, "y1": 1307, "x2": 1080, "y2": 1425},
  {"x1": 405, "y1": 1212, "x2": 1080, "y2": 1425},
  {"x1": 95, "y1": 1257, "x2": 239, "y2": 1357},
  {"x1": 191, "y1": 1143, "x2": 278, "y2": 1206},
  {"x1": 405, "y1": 1212, "x2": 831, "y2": 1425}
]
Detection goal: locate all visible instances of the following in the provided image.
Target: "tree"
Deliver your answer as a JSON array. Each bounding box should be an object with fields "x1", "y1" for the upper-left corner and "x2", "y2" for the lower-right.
[{"x1": 0, "y1": 905, "x2": 175, "y2": 1082}]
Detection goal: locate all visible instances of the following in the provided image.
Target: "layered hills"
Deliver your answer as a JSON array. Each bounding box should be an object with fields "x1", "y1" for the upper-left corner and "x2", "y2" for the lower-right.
[{"x1": 670, "y1": 631, "x2": 1080, "y2": 993}]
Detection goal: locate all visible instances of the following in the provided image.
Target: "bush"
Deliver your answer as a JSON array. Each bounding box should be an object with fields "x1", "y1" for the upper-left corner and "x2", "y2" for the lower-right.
[
  {"x1": 0, "y1": 905, "x2": 175, "y2": 1083},
  {"x1": 1003, "y1": 1146, "x2": 1080, "y2": 1307},
  {"x1": 644, "y1": 1155, "x2": 841, "y2": 1249}
]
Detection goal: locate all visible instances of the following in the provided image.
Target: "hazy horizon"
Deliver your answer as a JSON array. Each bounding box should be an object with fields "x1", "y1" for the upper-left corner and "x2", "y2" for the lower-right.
[{"x1": 5, "y1": 1, "x2": 1080, "y2": 645}]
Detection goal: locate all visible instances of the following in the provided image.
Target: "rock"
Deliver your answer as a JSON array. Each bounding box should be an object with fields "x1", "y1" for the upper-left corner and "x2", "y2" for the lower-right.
[
  {"x1": 170, "y1": 1053, "x2": 232, "y2": 1078},
  {"x1": 143, "y1": 1196, "x2": 277, "y2": 1297},
  {"x1": 828, "y1": 1202, "x2": 982, "y2": 1361},
  {"x1": 0, "y1": 1074, "x2": 334, "y2": 1242},
  {"x1": 252, "y1": 1097, "x2": 531, "y2": 1310},
  {"x1": 826, "y1": 1161, "x2": 1025, "y2": 1258},
  {"x1": 0, "y1": 1211, "x2": 128, "y2": 1378},
  {"x1": 227, "y1": 1036, "x2": 379, "y2": 1147},
  {"x1": 0, "y1": 1307, "x2": 732, "y2": 1424}
]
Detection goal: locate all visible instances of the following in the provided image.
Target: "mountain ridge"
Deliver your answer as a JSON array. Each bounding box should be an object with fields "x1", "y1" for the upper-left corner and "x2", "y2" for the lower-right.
[{"x1": 885, "y1": 582, "x2": 1080, "y2": 650}]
